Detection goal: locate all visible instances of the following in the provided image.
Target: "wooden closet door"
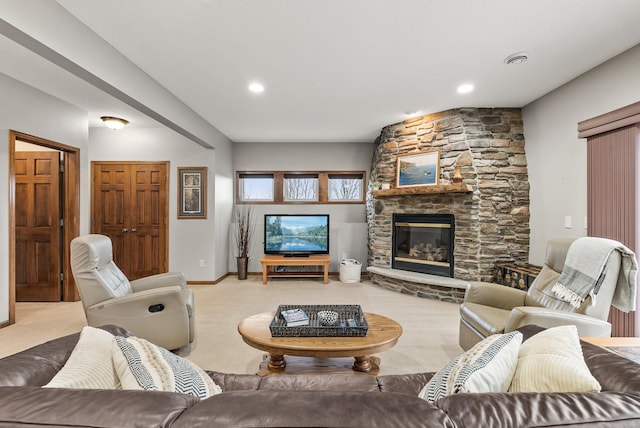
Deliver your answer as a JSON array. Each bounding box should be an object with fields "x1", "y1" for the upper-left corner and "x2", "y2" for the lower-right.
[
  {"x1": 15, "y1": 151, "x2": 61, "y2": 301},
  {"x1": 92, "y1": 162, "x2": 168, "y2": 280},
  {"x1": 93, "y1": 163, "x2": 130, "y2": 271},
  {"x1": 129, "y1": 164, "x2": 168, "y2": 278}
]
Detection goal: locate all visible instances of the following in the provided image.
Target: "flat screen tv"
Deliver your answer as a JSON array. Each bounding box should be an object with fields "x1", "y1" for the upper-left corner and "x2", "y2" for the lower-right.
[{"x1": 264, "y1": 214, "x2": 330, "y2": 256}]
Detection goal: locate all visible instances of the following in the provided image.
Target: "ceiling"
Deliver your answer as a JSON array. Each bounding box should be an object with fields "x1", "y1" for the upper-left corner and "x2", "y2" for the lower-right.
[{"x1": 3, "y1": 0, "x2": 640, "y2": 144}]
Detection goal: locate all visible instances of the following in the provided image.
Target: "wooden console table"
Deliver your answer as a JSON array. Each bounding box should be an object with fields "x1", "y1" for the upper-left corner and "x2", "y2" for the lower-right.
[{"x1": 260, "y1": 254, "x2": 331, "y2": 285}]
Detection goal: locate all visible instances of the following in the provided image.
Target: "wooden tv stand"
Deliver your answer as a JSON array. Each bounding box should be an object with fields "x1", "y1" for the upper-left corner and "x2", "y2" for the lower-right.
[{"x1": 260, "y1": 254, "x2": 330, "y2": 285}]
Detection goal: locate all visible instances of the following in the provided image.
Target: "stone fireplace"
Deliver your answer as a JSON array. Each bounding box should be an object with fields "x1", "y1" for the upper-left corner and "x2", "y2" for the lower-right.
[
  {"x1": 392, "y1": 213, "x2": 454, "y2": 277},
  {"x1": 366, "y1": 108, "x2": 531, "y2": 302}
]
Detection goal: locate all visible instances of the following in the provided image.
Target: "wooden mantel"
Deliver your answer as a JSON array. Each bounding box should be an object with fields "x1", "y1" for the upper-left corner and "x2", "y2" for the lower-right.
[{"x1": 372, "y1": 183, "x2": 472, "y2": 197}]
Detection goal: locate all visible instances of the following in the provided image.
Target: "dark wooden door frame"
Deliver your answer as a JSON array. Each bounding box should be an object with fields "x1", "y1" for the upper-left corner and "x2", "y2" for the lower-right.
[{"x1": 5, "y1": 130, "x2": 80, "y2": 327}]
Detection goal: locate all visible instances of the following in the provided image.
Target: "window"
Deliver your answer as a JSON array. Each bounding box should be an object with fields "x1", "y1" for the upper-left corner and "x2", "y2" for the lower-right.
[
  {"x1": 328, "y1": 173, "x2": 363, "y2": 201},
  {"x1": 238, "y1": 173, "x2": 274, "y2": 202},
  {"x1": 236, "y1": 171, "x2": 365, "y2": 204},
  {"x1": 284, "y1": 173, "x2": 318, "y2": 201}
]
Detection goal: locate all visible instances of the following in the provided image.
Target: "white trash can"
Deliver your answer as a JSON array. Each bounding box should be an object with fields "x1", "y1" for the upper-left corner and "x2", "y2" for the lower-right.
[{"x1": 339, "y1": 259, "x2": 362, "y2": 283}]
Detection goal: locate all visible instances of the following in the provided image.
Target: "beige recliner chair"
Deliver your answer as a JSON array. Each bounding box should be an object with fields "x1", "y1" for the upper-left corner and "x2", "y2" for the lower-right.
[
  {"x1": 70, "y1": 234, "x2": 194, "y2": 350},
  {"x1": 459, "y1": 237, "x2": 625, "y2": 350}
]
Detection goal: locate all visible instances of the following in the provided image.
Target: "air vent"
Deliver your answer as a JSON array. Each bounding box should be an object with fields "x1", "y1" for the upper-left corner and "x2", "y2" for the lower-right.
[{"x1": 504, "y1": 52, "x2": 529, "y2": 65}]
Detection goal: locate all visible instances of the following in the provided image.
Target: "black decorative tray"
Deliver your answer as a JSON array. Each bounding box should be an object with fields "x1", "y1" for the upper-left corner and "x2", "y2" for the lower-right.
[{"x1": 270, "y1": 304, "x2": 368, "y2": 337}]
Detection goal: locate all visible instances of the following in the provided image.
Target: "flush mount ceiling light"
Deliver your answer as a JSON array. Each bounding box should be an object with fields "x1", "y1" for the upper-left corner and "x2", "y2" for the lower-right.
[
  {"x1": 457, "y1": 83, "x2": 474, "y2": 94},
  {"x1": 404, "y1": 110, "x2": 420, "y2": 117},
  {"x1": 248, "y1": 82, "x2": 265, "y2": 93},
  {"x1": 100, "y1": 116, "x2": 129, "y2": 130},
  {"x1": 504, "y1": 52, "x2": 529, "y2": 65}
]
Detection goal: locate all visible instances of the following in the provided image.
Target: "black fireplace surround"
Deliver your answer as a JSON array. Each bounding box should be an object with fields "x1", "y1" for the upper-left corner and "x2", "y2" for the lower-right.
[{"x1": 392, "y1": 213, "x2": 455, "y2": 277}]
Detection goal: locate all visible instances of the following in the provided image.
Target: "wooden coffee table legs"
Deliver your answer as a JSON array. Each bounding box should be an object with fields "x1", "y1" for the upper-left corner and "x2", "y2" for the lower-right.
[
  {"x1": 262, "y1": 354, "x2": 381, "y2": 375},
  {"x1": 267, "y1": 353, "x2": 286, "y2": 370},
  {"x1": 353, "y1": 356, "x2": 372, "y2": 372}
]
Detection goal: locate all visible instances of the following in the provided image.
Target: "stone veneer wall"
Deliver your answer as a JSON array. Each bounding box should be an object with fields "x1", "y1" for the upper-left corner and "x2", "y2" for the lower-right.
[{"x1": 367, "y1": 108, "x2": 530, "y2": 283}]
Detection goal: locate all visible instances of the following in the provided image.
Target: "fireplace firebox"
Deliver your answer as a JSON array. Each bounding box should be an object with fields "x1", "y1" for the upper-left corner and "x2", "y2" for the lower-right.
[{"x1": 392, "y1": 213, "x2": 454, "y2": 277}]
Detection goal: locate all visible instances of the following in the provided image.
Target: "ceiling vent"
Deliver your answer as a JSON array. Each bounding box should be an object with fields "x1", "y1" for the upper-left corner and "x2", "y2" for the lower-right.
[{"x1": 504, "y1": 52, "x2": 529, "y2": 65}]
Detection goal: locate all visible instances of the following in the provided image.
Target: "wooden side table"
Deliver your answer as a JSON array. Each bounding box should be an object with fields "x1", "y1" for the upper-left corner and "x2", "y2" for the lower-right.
[{"x1": 260, "y1": 254, "x2": 331, "y2": 285}]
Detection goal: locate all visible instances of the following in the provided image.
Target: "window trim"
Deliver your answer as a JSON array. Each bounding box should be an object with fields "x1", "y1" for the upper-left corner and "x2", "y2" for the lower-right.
[
  {"x1": 236, "y1": 170, "x2": 366, "y2": 204},
  {"x1": 283, "y1": 173, "x2": 320, "y2": 202},
  {"x1": 237, "y1": 172, "x2": 275, "y2": 202},
  {"x1": 328, "y1": 173, "x2": 366, "y2": 202}
]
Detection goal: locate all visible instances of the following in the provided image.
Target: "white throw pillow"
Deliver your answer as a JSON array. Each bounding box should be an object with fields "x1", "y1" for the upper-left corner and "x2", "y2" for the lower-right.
[
  {"x1": 509, "y1": 325, "x2": 601, "y2": 393},
  {"x1": 44, "y1": 326, "x2": 120, "y2": 389},
  {"x1": 112, "y1": 335, "x2": 222, "y2": 399},
  {"x1": 419, "y1": 331, "x2": 522, "y2": 403}
]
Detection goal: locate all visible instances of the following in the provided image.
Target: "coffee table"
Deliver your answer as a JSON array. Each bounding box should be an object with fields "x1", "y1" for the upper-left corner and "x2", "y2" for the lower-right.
[
  {"x1": 582, "y1": 336, "x2": 640, "y2": 364},
  {"x1": 238, "y1": 312, "x2": 402, "y2": 375}
]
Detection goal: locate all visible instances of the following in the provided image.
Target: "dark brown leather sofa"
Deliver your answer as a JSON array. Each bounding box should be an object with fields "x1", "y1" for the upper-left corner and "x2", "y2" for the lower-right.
[{"x1": 1, "y1": 325, "x2": 640, "y2": 427}]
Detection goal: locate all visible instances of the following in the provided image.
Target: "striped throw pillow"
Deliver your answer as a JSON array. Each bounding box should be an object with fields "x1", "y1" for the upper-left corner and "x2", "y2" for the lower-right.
[
  {"x1": 419, "y1": 331, "x2": 522, "y2": 404},
  {"x1": 509, "y1": 325, "x2": 601, "y2": 393},
  {"x1": 112, "y1": 335, "x2": 222, "y2": 399},
  {"x1": 44, "y1": 326, "x2": 120, "y2": 389}
]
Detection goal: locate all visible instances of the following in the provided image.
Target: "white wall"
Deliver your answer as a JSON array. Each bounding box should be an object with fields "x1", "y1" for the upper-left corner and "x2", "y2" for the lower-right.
[
  {"x1": 0, "y1": 73, "x2": 89, "y2": 324},
  {"x1": 1, "y1": 1, "x2": 220, "y2": 149},
  {"x1": 2, "y1": 1, "x2": 235, "y2": 283},
  {"x1": 89, "y1": 126, "x2": 232, "y2": 281},
  {"x1": 213, "y1": 137, "x2": 234, "y2": 278},
  {"x1": 524, "y1": 44, "x2": 640, "y2": 264},
  {"x1": 232, "y1": 142, "x2": 374, "y2": 273}
]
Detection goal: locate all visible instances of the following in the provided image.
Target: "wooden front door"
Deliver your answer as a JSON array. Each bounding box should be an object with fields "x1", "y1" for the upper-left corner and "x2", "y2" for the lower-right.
[
  {"x1": 15, "y1": 151, "x2": 61, "y2": 301},
  {"x1": 92, "y1": 162, "x2": 169, "y2": 280}
]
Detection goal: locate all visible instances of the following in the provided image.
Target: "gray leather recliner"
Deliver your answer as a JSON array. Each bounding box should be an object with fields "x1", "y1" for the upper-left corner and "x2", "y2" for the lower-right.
[
  {"x1": 70, "y1": 234, "x2": 194, "y2": 350},
  {"x1": 459, "y1": 237, "x2": 622, "y2": 350}
]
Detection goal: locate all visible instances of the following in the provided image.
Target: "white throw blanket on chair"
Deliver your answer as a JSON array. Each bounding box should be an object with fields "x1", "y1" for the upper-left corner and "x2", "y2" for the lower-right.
[{"x1": 552, "y1": 237, "x2": 638, "y2": 312}]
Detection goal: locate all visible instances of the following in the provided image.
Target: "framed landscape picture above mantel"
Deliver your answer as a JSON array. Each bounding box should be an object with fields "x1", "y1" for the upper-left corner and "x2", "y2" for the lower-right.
[
  {"x1": 178, "y1": 166, "x2": 207, "y2": 219},
  {"x1": 396, "y1": 149, "x2": 440, "y2": 188}
]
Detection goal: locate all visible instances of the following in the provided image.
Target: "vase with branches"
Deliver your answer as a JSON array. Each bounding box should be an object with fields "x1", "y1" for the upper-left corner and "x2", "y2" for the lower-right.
[{"x1": 234, "y1": 205, "x2": 253, "y2": 280}]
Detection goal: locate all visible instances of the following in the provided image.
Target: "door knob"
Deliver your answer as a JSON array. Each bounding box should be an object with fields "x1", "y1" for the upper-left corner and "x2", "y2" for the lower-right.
[
  {"x1": 131, "y1": 228, "x2": 137, "y2": 233},
  {"x1": 122, "y1": 228, "x2": 128, "y2": 233}
]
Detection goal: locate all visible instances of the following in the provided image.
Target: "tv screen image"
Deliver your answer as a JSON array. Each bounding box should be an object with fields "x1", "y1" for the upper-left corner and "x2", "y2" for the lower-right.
[{"x1": 264, "y1": 214, "x2": 329, "y2": 255}]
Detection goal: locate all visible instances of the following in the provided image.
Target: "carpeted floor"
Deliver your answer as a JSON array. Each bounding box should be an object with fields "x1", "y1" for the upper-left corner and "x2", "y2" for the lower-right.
[{"x1": 1, "y1": 275, "x2": 463, "y2": 375}]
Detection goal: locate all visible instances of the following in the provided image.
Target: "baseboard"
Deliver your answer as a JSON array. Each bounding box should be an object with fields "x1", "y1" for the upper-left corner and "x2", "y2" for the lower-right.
[
  {"x1": 189, "y1": 272, "x2": 345, "y2": 286},
  {"x1": 187, "y1": 280, "x2": 217, "y2": 285},
  {"x1": 231, "y1": 271, "x2": 341, "y2": 275},
  {"x1": 187, "y1": 272, "x2": 232, "y2": 285}
]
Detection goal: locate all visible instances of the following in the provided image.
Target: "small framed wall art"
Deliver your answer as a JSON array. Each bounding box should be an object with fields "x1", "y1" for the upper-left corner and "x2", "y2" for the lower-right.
[
  {"x1": 178, "y1": 166, "x2": 207, "y2": 219},
  {"x1": 396, "y1": 149, "x2": 440, "y2": 188}
]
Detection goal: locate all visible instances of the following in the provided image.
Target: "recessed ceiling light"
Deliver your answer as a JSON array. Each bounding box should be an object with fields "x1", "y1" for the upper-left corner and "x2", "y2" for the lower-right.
[
  {"x1": 248, "y1": 82, "x2": 264, "y2": 93},
  {"x1": 457, "y1": 83, "x2": 474, "y2": 94},
  {"x1": 504, "y1": 52, "x2": 529, "y2": 65}
]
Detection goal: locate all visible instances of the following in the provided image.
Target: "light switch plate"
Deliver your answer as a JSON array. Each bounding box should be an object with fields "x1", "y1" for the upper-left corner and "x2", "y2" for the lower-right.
[{"x1": 564, "y1": 216, "x2": 572, "y2": 229}]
